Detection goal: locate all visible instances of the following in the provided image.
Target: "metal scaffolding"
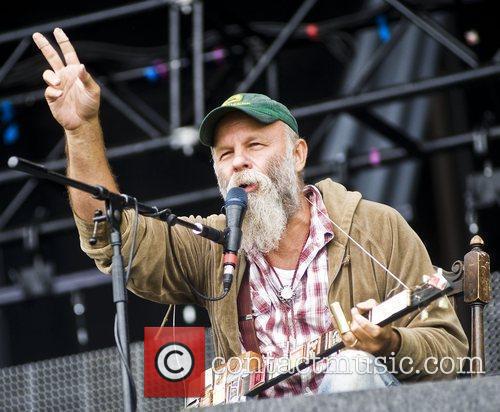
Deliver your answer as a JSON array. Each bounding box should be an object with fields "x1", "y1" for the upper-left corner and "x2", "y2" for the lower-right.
[{"x1": 0, "y1": 0, "x2": 499, "y2": 303}]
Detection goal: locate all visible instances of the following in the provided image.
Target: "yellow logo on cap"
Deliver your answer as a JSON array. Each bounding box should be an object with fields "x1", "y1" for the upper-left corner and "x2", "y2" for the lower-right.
[{"x1": 222, "y1": 94, "x2": 244, "y2": 106}]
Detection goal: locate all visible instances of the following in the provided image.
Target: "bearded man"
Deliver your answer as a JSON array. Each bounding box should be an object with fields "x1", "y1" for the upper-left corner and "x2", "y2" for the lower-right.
[{"x1": 33, "y1": 29, "x2": 467, "y2": 398}]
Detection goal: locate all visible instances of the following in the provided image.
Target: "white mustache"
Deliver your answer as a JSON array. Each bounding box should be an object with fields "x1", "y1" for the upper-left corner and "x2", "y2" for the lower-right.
[{"x1": 226, "y1": 169, "x2": 270, "y2": 194}]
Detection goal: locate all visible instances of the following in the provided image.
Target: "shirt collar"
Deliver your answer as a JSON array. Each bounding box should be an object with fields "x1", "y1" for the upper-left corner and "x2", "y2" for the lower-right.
[{"x1": 246, "y1": 184, "x2": 334, "y2": 266}]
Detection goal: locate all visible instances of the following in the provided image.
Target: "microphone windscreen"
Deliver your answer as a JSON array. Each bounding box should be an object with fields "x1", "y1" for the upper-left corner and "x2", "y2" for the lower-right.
[{"x1": 225, "y1": 187, "x2": 248, "y2": 208}]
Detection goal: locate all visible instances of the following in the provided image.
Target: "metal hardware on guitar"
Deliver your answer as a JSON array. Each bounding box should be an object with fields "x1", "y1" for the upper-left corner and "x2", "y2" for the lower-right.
[{"x1": 188, "y1": 270, "x2": 452, "y2": 407}]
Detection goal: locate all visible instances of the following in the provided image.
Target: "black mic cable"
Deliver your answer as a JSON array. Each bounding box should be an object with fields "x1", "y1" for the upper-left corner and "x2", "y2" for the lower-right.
[{"x1": 167, "y1": 186, "x2": 247, "y2": 302}]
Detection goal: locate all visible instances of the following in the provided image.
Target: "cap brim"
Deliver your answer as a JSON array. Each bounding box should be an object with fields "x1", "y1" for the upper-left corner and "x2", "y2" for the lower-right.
[{"x1": 199, "y1": 105, "x2": 278, "y2": 146}]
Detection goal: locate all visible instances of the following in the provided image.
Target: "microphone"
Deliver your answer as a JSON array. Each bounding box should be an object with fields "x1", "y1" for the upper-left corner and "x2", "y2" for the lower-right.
[{"x1": 222, "y1": 187, "x2": 248, "y2": 292}]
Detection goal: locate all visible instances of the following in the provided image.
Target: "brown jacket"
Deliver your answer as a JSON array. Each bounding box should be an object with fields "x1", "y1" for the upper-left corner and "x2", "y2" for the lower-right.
[{"x1": 75, "y1": 179, "x2": 468, "y2": 380}]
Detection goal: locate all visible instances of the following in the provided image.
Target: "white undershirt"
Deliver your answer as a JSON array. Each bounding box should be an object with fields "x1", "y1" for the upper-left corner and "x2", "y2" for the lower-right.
[{"x1": 272, "y1": 267, "x2": 296, "y2": 286}]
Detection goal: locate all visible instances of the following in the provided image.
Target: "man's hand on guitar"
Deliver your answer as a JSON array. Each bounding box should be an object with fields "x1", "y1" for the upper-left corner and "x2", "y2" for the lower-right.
[
  {"x1": 32, "y1": 28, "x2": 100, "y2": 133},
  {"x1": 335, "y1": 299, "x2": 401, "y2": 356}
]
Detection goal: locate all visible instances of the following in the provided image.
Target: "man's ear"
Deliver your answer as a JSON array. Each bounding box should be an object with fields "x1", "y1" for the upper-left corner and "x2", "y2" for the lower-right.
[{"x1": 294, "y1": 138, "x2": 308, "y2": 173}]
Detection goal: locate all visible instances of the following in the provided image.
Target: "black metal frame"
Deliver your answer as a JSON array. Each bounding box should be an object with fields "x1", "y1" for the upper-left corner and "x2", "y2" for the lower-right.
[{"x1": 0, "y1": 0, "x2": 499, "y2": 303}]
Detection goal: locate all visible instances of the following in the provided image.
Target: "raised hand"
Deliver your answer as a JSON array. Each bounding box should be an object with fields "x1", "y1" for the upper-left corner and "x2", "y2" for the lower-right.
[{"x1": 33, "y1": 28, "x2": 100, "y2": 131}]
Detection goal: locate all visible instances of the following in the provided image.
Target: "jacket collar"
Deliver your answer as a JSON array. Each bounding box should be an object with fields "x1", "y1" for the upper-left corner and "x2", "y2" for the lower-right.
[{"x1": 314, "y1": 179, "x2": 362, "y2": 286}]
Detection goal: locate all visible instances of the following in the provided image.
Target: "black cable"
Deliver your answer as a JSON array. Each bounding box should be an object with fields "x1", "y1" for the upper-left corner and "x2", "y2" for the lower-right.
[
  {"x1": 125, "y1": 198, "x2": 139, "y2": 283},
  {"x1": 114, "y1": 315, "x2": 137, "y2": 411}
]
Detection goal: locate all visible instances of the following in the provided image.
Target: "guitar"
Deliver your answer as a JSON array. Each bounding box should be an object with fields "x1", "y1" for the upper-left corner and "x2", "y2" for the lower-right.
[{"x1": 187, "y1": 270, "x2": 451, "y2": 407}]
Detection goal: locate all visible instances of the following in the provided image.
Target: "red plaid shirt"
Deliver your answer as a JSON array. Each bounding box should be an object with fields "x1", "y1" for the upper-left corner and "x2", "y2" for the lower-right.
[{"x1": 245, "y1": 185, "x2": 334, "y2": 397}]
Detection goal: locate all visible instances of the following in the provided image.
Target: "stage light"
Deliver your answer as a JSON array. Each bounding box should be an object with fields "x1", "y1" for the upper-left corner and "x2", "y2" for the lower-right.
[
  {"x1": 375, "y1": 15, "x2": 391, "y2": 43},
  {"x1": 369, "y1": 147, "x2": 381, "y2": 166},
  {"x1": 3, "y1": 123, "x2": 19, "y2": 145},
  {"x1": 169, "y1": 126, "x2": 199, "y2": 156},
  {"x1": 183, "y1": 305, "x2": 197, "y2": 324},
  {"x1": 305, "y1": 24, "x2": 319, "y2": 40},
  {"x1": 465, "y1": 30, "x2": 480, "y2": 46},
  {"x1": 153, "y1": 59, "x2": 169, "y2": 78},
  {"x1": 143, "y1": 66, "x2": 160, "y2": 82},
  {"x1": 212, "y1": 48, "x2": 226, "y2": 64},
  {"x1": 1, "y1": 100, "x2": 14, "y2": 123}
]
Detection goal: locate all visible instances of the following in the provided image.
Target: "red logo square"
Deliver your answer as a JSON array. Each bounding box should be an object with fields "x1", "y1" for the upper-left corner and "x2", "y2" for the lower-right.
[{"x1": 144, "y1": 327, "x2": 205, "y2": 398}]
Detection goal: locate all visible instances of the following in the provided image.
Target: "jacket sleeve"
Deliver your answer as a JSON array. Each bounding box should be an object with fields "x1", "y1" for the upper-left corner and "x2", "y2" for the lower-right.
[
  {"x1": 383, "y1": 208, "x2": 469, "y2": 381},
  {"x1": 73, "y1": 209, "x2": 221, "y2": 307}
]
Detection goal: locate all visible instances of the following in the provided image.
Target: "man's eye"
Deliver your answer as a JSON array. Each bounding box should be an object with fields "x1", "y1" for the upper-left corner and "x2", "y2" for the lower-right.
[
  {"x1": 220, "y1": 152, "x2": 230, "y2": 160},
  {"x1": 250, "y1": 142, "x2": 262, "y2": 147}
]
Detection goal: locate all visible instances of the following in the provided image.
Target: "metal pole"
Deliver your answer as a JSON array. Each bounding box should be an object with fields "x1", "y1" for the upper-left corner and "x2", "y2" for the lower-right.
[
  {"x1": 100, "y1": 85, "x2": 162, "y2": 139},
  {"x1": 0, "y1": 186, "x2": 221, "y2": 245},
  {"x1": 383, "y1": 0, "x2": 478, "y2": 68},
  {"x1": 0, "y1": 135, "x2": 174, "y2": 185},
  {"x1": 169, "y1": 4, "x2": 181, "y2": 130},
  {"x1": 0, "y1": 139, "x2": 65, "y2": 229},
  {"x1": 0, "y1": 0, "x2": 172, "y2": 45},
  {"x1": 266, "y1": 62, "x2": 279, "y2": 100},
  {"x1": 192, "y1": 0, "x2": 205, "y2": 126},
  {"x1": 344, "y1": 21, "x2": 408, "y2": 95},
  {"x1": 2, "y1": 47, "x2": 242, "y2": 107},
  {"x1": 237, "y1": 0, "x2": 318, "y2": 92},
  {"x1": 2, "y1": 65, "x2": 499, "y2": 187},
  {"x1": 308, "y1": 22, "x2": 409, "y2": 152},
  {"x1": 0, "y1": 38, "x2": 30, "y2": 84},
  {"x1": 348, "y1": 109, "x2": 422, "y2": 154},
  {"x1": 292, "y1": 64, "x2": 500, "y2": 119},
  {"x1": 339, "y1": 22, "x2": 422, "y2": 153},
  {"x1": 113, "y1": 83, "x2": 170, "y2": 133},
  {"x1": 0, "y1": 268, "x2": 111, "y2": 306},
  {"x1": 2, "y1": 125, "x2": 500, "y2": 246},
  {"x1": 107, "y1": 201, "x2": 133, "y2": 412}
]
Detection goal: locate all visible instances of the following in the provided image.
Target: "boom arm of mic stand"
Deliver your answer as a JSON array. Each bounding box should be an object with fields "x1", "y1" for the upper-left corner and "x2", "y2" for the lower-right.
[
  {"x1": 7, "y1": 156, "x2": 225, "y2": 244},
  {"x1": 7, "y1": 155, "x2": 230, "y2": 409}
]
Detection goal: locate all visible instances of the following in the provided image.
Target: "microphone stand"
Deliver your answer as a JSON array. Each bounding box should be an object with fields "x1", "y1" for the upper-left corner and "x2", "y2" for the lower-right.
[{"x1": 7, "y1": 156, "x2": 225, "y2": 412}]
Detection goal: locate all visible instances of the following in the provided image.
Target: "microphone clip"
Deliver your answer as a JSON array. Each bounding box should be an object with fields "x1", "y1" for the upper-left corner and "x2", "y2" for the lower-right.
[{"x1": 89, "y1": 209, "x2": 106, "y2": 246}]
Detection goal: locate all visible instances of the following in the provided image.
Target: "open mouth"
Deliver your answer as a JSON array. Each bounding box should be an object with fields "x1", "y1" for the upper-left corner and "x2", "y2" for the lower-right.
[{"x1": 238, "y1": 183, "x2": 258, "y2": 193}]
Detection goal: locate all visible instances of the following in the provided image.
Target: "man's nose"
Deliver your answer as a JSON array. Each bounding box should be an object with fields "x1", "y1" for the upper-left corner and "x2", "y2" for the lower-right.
[{"x1": 232, "y1": 152, "x2": 252, "y2": 172}]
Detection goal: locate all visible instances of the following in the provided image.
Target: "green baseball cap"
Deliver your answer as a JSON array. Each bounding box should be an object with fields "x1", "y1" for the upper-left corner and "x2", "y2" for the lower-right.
[{"x1": 198, "y1": 93, "x2": 299, "y2": 146}]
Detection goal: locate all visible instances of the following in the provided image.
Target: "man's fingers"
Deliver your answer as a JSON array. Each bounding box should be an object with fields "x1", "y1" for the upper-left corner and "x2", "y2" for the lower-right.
[
  {"x1": 45, "y1": 86, "x2": 63, "y2": 102},
  {"x1": 42, "y1": 70, "x2": 60, "y2": 87},
  {"x1": 78, "y1": 64, "x2": 91, "y2": 85},
  {"x1": 352, "y1": 307, "x2": 380, "y2": 336},
  {"x1": 340, "y1": 330, "x2": 358, "y2": 348},
  {"x1": 349, "y1": 314, "x2": 373, "y2": 342},
  {"x1": 78, "y1": 64, "x2": 100, "y2": 92},
  {"x1": 32, "y1": 32, "x2": 64, "y2": 71},
  {"x1": 53, "y1": 28, "x2": 80, "y2": 65}
]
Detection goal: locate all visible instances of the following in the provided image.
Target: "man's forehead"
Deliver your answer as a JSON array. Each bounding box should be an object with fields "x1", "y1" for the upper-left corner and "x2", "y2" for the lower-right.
[{"x1": 213, "y1": 113, "x2": 284, "y2": 147}]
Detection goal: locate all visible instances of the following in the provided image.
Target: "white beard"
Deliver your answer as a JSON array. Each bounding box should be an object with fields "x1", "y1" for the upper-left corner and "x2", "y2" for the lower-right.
[{"x1": 215, "y1": 150, "x2": 302, "y2": 255}]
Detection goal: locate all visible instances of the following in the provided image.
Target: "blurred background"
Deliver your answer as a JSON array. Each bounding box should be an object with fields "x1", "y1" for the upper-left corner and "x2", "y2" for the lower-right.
[{"x1": 0, "y1": 0, "x2": 498, "y2": 368}]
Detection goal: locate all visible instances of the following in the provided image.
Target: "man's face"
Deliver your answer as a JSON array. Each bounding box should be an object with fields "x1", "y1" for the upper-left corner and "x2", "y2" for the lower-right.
[
  {"x1": 211, "y1": 112, "x2": 305, "y2": 254},
  {"x1": 212, "y1": 112, "x2": 291, "y2": 194}
]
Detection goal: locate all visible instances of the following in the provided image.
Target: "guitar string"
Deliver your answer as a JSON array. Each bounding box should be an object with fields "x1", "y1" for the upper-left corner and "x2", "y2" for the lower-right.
[{"x1": 305, "y1": 196, "x2": 410, "y2": 291}]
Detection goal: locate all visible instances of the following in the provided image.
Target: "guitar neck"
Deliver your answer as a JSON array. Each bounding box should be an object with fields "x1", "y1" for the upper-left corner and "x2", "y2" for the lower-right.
[
  {"x1": 245, "y1": 335, "x2": 345, "y2": 397},
  {"x1": 246, "y1": 279, "x2": 451, "y2": 397},
  {"x1": 190, "y1": 274, "x2": 452, "y2": 407}
]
